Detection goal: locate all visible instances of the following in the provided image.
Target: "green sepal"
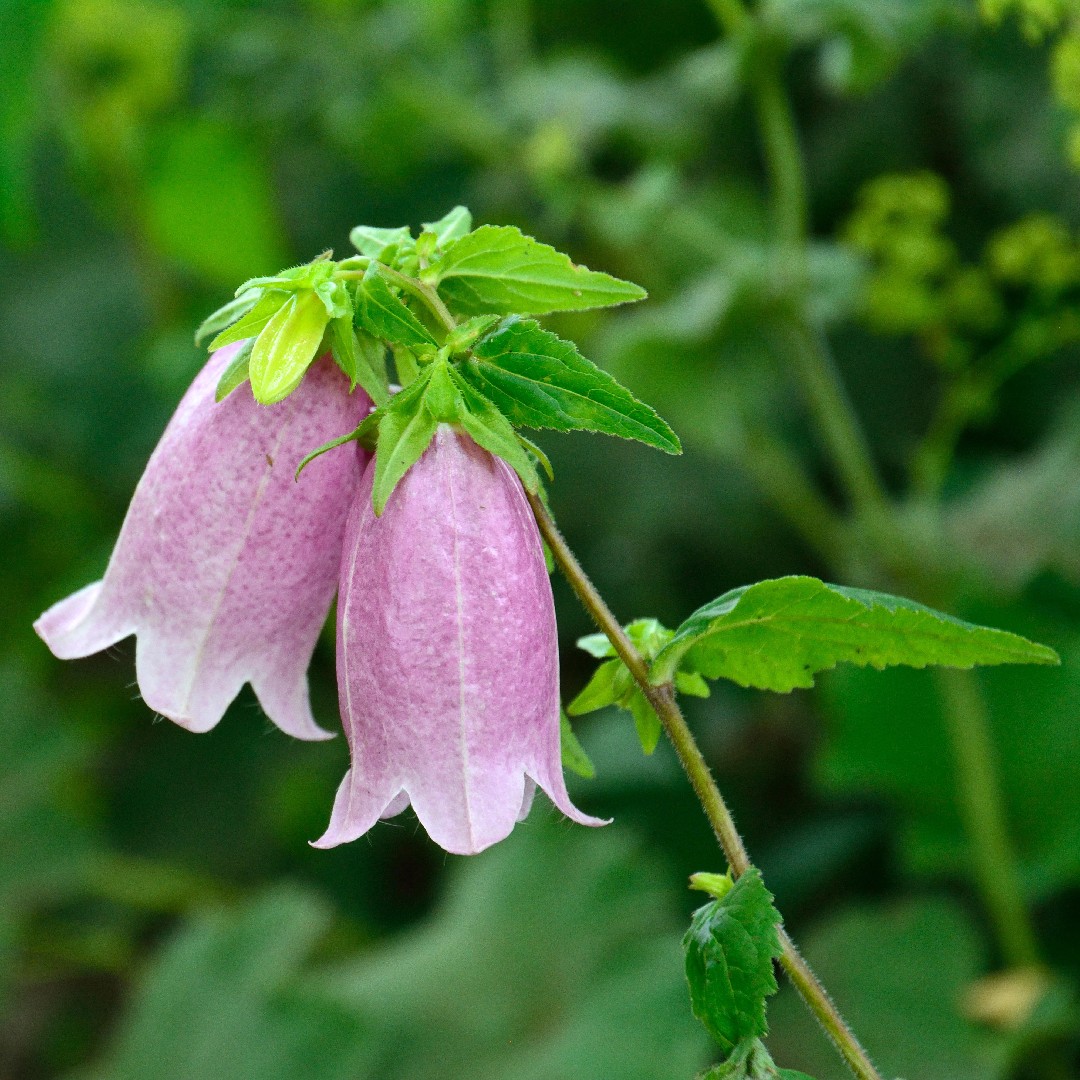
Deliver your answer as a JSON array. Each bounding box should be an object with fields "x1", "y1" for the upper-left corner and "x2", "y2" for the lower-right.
[
  {"x1": 560, "y1": 710, "x2": 596, "y2": 779},
  {"x1": 429, "y1": 224, "x2": 647, "y2": 316},
  {"x1": 314, "y1": 275, "x2": 352, "y2": 320},
  {"x1": 423, "y1": 205, "x2": 473, "y2": 247},
  {"x1": 214, "y1": 339, "x2": 254, "y2": 402},
  {"x1": 683, "y1": 869, "x2": 784, "y2": 1056},
  {"x1": 358, "y1": 263, "x2": 439, "y2": 348},
  {"x1": 567, "y1": 658, "x2": 624, "y2": 715},
  {"x1": 350, "y1": 223, "x2": 413, "y2": 259},
  {"x1": 462, "y1": 318, "x2": 681, "y2": 454},
  {"x1": 208, "y1": 291, "x2": 288, "y2": 352},
  {"x1": 294, "y1": 409, "x2": 380, "y2": 481},
  {"x1": 446, "y1": 314, "x2": 501, "y2": 355},
  {"x1": 517, "y1": 433, "x2": 554, "y2": 481},
  {"x1": 328, "y1": 316, "x2": 390, "y2": 406},
  {"x1": 248, "y1": 290, "x2": 331, "y2": 405},
  {"x1": 195, "y1": 289, "x2": 260, "y2": 346},
  {"x1": 572, "y1": 619, "x2": 708, "y2": 756},
  {"x1": 371, "y1": 367, "x2": 440, "y2": 515},
  {"x1": 651, "y1": 576, "x2": 1062, "y2": 691},
  {"x1": 447, "y1": 366, "x2": 540, "y2": 494}
]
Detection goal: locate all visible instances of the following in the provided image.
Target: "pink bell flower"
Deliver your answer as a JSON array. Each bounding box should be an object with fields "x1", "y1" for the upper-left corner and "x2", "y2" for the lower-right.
[
  {"x1": 315, "y1": 426, "x2": 607, "y2": 855},
  {"x1": 35, "y1": 342, "x2": 371, "y2": 739}
]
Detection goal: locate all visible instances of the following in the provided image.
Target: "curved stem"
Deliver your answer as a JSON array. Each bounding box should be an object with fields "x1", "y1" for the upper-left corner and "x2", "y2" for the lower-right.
[{"x1": 528, "y1": 491, "x2": 884, "y2": 1080}]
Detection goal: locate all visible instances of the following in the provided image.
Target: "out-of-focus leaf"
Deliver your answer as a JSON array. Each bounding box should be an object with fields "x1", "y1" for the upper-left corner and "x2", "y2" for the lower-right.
[
  {"x1": 652, "y1": 576, "x2": 1059, "y2": 690},
  {"x1": 422, "y1": 205, "x2": 472, "y2": 246},
  {"x1": 83, "y1": 887, "x2": 365, "y2": 1080},
  {"x1": 307, "y1": 818, "x2": 711, "y2": 1080},
  {"x1": 816, "y1": 596, "x2": 1080, "y2": 894},
  {"x1": 683, "y1": 868, "x2": 783, "y2": 1055},
  {"x1": 350, "y1": 224, "x2": 413, "y2": 260},
  {"x1": 767, "y1": 897, "x2": 1010, "y2": 1080},
  {"x1": 143, "y1": 118, "x2": 288, "y2": 287},
  {"x1": 208, "y1": 292, "x2": 288, "y2": 352},
  {"x1": 431, "y1": 225, "x2": 647, "y2": 316}
]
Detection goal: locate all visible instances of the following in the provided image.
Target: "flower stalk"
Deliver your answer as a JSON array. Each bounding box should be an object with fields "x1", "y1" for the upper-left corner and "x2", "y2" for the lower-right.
[{"x1": 526, "y1": 491, "x2": 885, "y2": 1080}]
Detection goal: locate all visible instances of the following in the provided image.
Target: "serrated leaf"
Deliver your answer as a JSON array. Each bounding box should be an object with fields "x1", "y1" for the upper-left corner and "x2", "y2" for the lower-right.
[
  {"x1": 448, "y1": 366, "x2": 540, "y2": 494},
  {"x1": 248, "y1": 290, "x2": 330, "y2": 405},
  {"x1": 195, "y1": 289, "x2": 260, "y2": 346},
  {"x1": 208, "y1": 291, "x2": 289, "y2": 352},
  {"x1": 350, "y1": 223, "x2": 412, "y2": 259},
  {"x1": 431, "y1": 224, "x2": 647, "y2": 316},
  {"x1": 462, "y1": 319, "x2": 680, "y2": 453},
  {"x1": 371, "y1": 368, "x2": 440, "y2": 515},
  {"x1": 651, "y1": 576, "x2": 1061, "y2": 691},
  {"x1": 560, "y1": 710, "x2": 596, "y2": 779},
  {"x1": 423, "y1": 205, "x2": 473, "y2": 246},
  {"x1": 358, "y1": 263, "x2": 438, "y2": 348},
  {"x1": 683, "y1": 868, "x2": 784, "y2": 1055},
  {"x1": 214, "y1": 339, "x2": 254, "y2": 402}
]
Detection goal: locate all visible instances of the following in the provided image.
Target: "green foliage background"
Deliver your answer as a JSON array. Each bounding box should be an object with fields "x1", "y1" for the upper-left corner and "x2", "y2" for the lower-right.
[{"x1": 3, "y1": 0, "x2": 1080, "y2": 1077}]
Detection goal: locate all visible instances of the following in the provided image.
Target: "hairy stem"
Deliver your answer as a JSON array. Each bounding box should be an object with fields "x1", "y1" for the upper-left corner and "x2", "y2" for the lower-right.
[{"x1": 528, "y1": 491, "x2": 884, "y2": 1080}]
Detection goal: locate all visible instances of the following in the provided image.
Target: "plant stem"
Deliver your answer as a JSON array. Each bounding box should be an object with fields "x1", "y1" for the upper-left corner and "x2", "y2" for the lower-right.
[
  {"x1": 528, "y1": 491, "x2": 885, "y2": 1080},
  {"x1": 936, "y1": 669, "x2": 1041, "y2": 968}
]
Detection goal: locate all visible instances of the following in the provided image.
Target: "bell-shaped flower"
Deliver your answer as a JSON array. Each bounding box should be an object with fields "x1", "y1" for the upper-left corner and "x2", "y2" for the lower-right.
[
  {"x1": 316, "y1": 426, "x2": 606, "y2": 855},
  {"x1": 35, "y1": 342, "x2": 371, "y2": 739}
]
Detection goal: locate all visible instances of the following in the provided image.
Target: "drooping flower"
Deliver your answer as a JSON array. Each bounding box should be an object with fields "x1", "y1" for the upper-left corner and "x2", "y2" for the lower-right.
[
  {"x1": 316, "y1": 425, "x2": 606, "y2": 855},
  {"x1": 35, "y1": 342, "x2": 371, "y2": 739}
]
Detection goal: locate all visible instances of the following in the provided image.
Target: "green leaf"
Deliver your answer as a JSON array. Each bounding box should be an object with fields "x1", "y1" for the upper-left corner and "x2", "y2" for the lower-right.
[
  {"x1": 248, "y1": 290, "x2": 331, "y2": 405},
  {"x1": 448, "y1": 366, "x2": 540, "y2": 494},
  {"x1": 350, "y1": 223, "x2": 412, "y2": 259},
  {"x1": 328, "y1": 316, "x2": 390, "y2": 406},
  {"x1": 195, "y1": 290, "x2": 260, "y2": 346},
  {"x1": 431, "y1": 224, "x2": 647, "y2": 316},
  {"x1": 446, "y1": 313, "x2": 501, "y2": 354},
  {"x1": 567, "y1": 658, "x2": 623, "y2": 715},
  {"x1": 423, "y1": 205, "x2": 473, "y2": 246},
  {"x1": 628, "y1": 691, "x2": 663, "y2": 754},
  {"x1": 214, "y1": 339, "x2": 254, "y2": 402},
  {"x1": 357, "y1": 263, "x2": 438, "y2": 348},
  {"x1": 371, "y1": 368, "x2": 440, "y2": 515},
  {"x1": 560, "y1": 710, "x2": 596, "y2": 779},
  {"x1": 462, "y1": 319, "x2": 680, "y2": 453},
  {"x1": 208, "y1": 291, "x2": 288, "y2": 352},
  {"x1": 683, "y1": 868, "x2": 784, "y2": 1055},
  {"x1": 651, "y1": 576, "x2": 1061, "y2": 691}
]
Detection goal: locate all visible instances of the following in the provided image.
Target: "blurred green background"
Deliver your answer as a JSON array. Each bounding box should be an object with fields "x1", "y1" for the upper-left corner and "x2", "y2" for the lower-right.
[{"x1": 4, "y1": 0, "x2": 1080, "y2": 1077}]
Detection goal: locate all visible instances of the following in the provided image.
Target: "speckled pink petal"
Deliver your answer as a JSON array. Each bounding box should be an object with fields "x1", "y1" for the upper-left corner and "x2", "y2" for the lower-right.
[
  {"x1": 35, "y1": 343, "x2": 370, "y2": 739},
  {"x1": 316, "y1": 426, "x2": 607, "y2": 855}
]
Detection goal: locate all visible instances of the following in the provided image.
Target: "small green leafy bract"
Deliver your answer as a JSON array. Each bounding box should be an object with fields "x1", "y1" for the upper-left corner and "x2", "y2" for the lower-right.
[
  {"x1": 370, "y1": 360, "x2": 540, "y2": 515},
  {"x1": 422, "y1": 205, "x2": 473, "y2": 247},
  {"x1": 195, "y1": 289, "x2": 260, "y2": 346},
  {"x1": 570, "y1": 619, "x2": 708, "y2": 755},
  {"x1": 430, "y1": 224, "x2": 647, "y2": 316},
  {"x1": 357, "y1": 263, "x2": 438, "y2": 348},
  {"x1": 214, "y1": 339, "x2": 254, "y2": 402},
  {"x1": 462, "y1": 318, "x2": 680, "y2": 454},
  {"x1": 651, "y1": 576, "x2": 1060, "y2": 691},
  {"x1": 248, "y1": 290, "x2": 331, "y2": 405},
  {"x1": 683, "y1": 868, "x2": 784, "y2": 1056},
  {"x1": 560, "y1": 710, "x2": 596, "y2": 779}
]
